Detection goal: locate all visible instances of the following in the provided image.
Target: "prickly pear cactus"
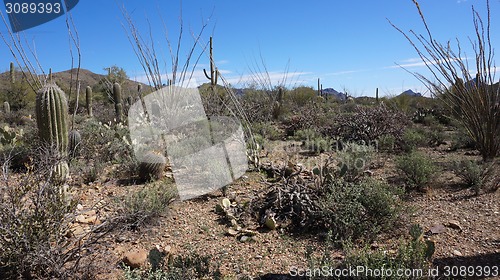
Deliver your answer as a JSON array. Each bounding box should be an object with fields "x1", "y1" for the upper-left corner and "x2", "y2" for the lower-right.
[
  {"x1": 113, "y1": 82, "x2": 123, "y2": 123},
  {"x1": 139, "y1": 151, "x2": 167, "y2": 181},
  {"x1": 68, "y1": 129, "x2": 81, "y2": 159},
  {"x1": 36, "y1": 83, "x2": 69, "y2": 183},
  {"x1": 3, "y1": 101, "x2": 10, "y2": 114},
  {"x1": 85, "y1": 86, "x2": 93, "y2": 117}
]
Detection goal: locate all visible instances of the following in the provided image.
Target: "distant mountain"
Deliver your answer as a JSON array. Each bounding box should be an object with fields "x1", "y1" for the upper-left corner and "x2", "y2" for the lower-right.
[
  {"x1": 0, "y1": 68, "x2": 148, "y2": 95},
  {"x1": 400, "y1": 89, "x2": 422, "y2": 97},
  {"x1": 321, "y1": 88, "x2": 346, "y2": 101}
]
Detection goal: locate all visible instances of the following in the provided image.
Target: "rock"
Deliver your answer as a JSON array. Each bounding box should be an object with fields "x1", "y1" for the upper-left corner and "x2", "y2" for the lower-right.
[
  {"x1": 429, "y1": 224, "x2": 446, "y2": 234},
  {"x1": 227, "y1": 228, "x2": 239, "y2": 236},
  {"x1": 453, "y1": 250, "x2": 463, "y2": 256},
  {"x1": 240, "y1": 236, "x2": 250, "y2": 242},
  {"x1": 122, "y1": 249, "x2": 148, "y2": 269},
  {"x1": 265, "y1": 216, "x2": 277, "y2": 230},
  {"x1": 447, "y1": 220, "x2": 462, "y2": 231}
]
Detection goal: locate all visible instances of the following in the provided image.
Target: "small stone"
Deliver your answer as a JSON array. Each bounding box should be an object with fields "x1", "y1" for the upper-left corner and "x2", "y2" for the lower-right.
[
  {"x1": 227, "y1": 228, "x2": 239, "y2": 236},
  {"x1": 453, "y1": 250, "x2": 462, "y2": 256},
  {"x1": 240, "y1": 236, "x2": 250, "y2": 242},
  {"x1": 76, "y1": 204, "x2": 84, "y2": 211},
  {"x1": 255, "y1": 255, "x2": 263, "y2": 259},
  {"x1": 122, "y1": 249, "x2": 148, "y2": 269}
]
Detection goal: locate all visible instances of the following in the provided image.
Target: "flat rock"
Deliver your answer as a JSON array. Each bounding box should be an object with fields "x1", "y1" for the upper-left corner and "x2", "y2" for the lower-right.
[
  {"x1": 123, "y1": 249, "x2": 148, "y2": 269},
  {"x1": 447, "y1": 220, "x2": 462, "y2": 231},
  {"x1": 453, "y1": 249, "x2": 463, "y2": 256},
  {"x1": 429, "y1": 224, "x2": 446, "y2": 234}
]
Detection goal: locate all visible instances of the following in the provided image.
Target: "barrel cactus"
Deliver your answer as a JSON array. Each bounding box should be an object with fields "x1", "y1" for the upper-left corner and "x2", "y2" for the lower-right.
[
  {"x1": 139, "y1": 151, "x2": 167, "y2": 181},
  {"x1": 68, "y1": 129, "x2": 81, "y2": 159},
  {"x1": 113, "y1": 82, "x2": 123, "y2": 123},
  {"x1": 85, "y1": 86, "x2": 93, "y2": 117},
  {"x1": 36, "y1": 83, "x2": 69, "y2": 183}
]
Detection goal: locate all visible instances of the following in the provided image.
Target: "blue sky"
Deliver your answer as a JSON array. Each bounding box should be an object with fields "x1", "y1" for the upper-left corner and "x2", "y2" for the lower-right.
[{"x1": 1, "y1": 0, "x2": 499, "y2": 96}]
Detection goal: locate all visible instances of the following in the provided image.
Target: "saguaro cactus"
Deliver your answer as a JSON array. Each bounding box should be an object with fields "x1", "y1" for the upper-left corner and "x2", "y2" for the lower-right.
[
  {"x1": 113, "y1": 82, "x2": 123, "y2": 123},
  {"x1": 68, "y1": 129, "x2": 81, "y2": 159},
  {"x1": 376, "y1": 88, "x2": 379, "y2": 104},
  {"x1": 203, "y1": 36, "x2": 218, "y2": 86},
  {"x1": 3, "y1": 101, "x2": 10, "y2": 114},
  {"x1": 36, "y1": 83, "x2": 69, "y2": 183},
  {"x1": 9, "y1": 62, "x2": 15, "y2": 83},
  {"x1": 85, "y1": 86, "x2": 93, "y2": 117}
]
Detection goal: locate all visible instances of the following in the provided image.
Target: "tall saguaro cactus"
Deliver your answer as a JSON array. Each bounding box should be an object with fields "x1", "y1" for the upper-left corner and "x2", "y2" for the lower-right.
[
  {"x1": 203, "y1": 37, "x2": 218, "y2": 86},
  {"x1": 376, "y1": 88, "x2": 379, "y2": 104},
  {"x1": 113, "y1": 82, "x2": 123, "y2": 123},
  {"x1": 9, "y1": 62, "x2": 15, "y2": 83},
  {"x1": 85, "y1": 86, "x2": 93, "y2": 117},
  {"x1": 36, "y1": 83, "x2": 69, "y2": 183}
]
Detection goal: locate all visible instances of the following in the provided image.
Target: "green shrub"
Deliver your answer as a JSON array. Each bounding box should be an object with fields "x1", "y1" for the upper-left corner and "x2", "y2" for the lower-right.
[
  {"x1": 303, "y1": 135, "x2": 335, "y2": 154},
  {"x1": 339, "y1": 224, "x2": 434, "y2": 280},
  {"x1": 451, "y1": 160, "x2": 498, "y2": 194},
  {"x1": 449, "y1": 127, "x2": 476, "y2": 151},
  {"x1": 251, "y1": 122, "x2": 283, "y2": 140},
  {"x1": 336, "y1": 142, "x2": 375, "y2": 181},
  {"x1": 401, "y1": 128, "x2": 427, "y2": 152},
  {"x1": 123, "y1": 251, "x2": 221, "y2": 280},
  {"x1": 396, "y1": 151, "x2": 436, "y2": 190},
  {"x1": 377, "y1": 134, "x2": 396, "y2": 152},
  {"x1": 115, "y1": 180, "x2": 177, "y2": 228},
  {"x1": 319, "y1": 178, "x2": 403, "y2": 243}
]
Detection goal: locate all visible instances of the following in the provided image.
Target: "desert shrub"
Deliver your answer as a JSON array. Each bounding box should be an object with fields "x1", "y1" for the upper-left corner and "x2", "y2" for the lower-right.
[
  {"x1": 251, "y1": 121, "x2": 283, "y2": 140},
  {"x1": 304, "y1": 135, "x2": 335, "y2": 154},
  {"x1": 293, "y1": 128, "x2": 319, "y2": 141},
  {"x1": 449, "y1": 126, "x2": 477, "y2": 151},
  {"x1": 377, "y1": 134, "x2": 396, "y2": 152},
  {"x1": 336, "y1": 142, "x2": 375, "y2": 182},
  {"x1": 240, "y1": 88, "x2": 275, "y2": 123},
  {"x1": 333, "y1": 104, "x2": 409, "y2": 144},
  {"x1": 339, "y1": 225, "x2": 434, "y2": 280},
  {"x1": 400, "y1": 127, "x2": 427, "y2": 152},
  {"x1": 396, "y1": 151, "x2": 437, "y2": 191},
  {"x1": 319, "y1": 178, "x2": 403, "y2": 243},
  {"x1": 451, "y1": 159, "x2": 498, "y2": 194},
  {"x1": 0, "y1": 159, "x2": 100, "y2": 279},
  {"x1": 123, "y1": 251, "x2": 221, "y2": 280},
  {"x1": 114, "y1": 180, "x2": 177, "y2": 229},
  {"x1": 80, "y1": 119, "x2": 134, "y2": 164},
  {"x1": 426, "y1": 124, "x2": 447, "y2": 147}
]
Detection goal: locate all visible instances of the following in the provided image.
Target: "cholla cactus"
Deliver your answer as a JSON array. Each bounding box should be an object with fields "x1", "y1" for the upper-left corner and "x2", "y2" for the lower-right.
[{"x1": 36, "y1": 83, "x2": 69, "y2": 183}]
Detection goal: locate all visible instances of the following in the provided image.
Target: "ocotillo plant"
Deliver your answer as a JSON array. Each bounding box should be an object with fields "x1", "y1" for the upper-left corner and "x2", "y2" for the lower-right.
[
  {"x1": 203, "y1": 36, "x2": 218, "y2": 86},
  {"x1": 85, "y1": 86, "x2": 93, "y2": 117},
  {"x1": 113, "y1": 82, "x2": 123, "y2": 123},
  {"x1": 3, "y1": 101, "x2": 10, "y2": 114},
  {"x1": 36, "y1": 83, "x2": 69, "y2": 183},
  {"x1": 9, "y1": 62, "x2": 15, "y2": 83}
]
